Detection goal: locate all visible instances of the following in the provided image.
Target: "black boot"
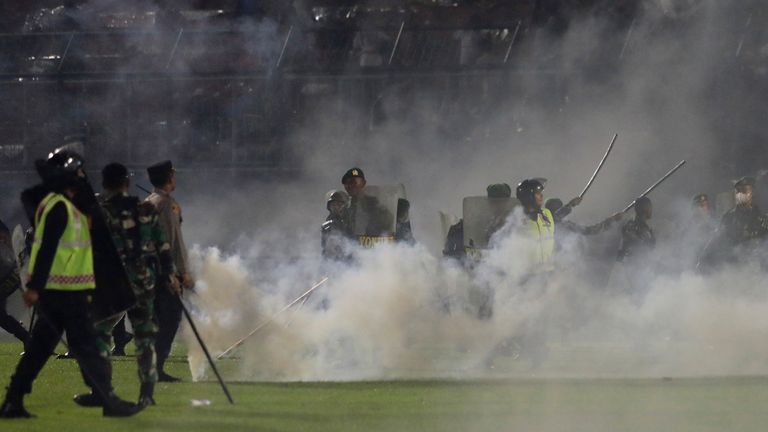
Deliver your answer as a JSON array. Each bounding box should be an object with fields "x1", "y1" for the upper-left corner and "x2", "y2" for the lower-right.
[
  {"x1": 112, "y1": 333, "x2": 133, "y2": 357},
  {"x1": 158, "y1": 371, "x2": 181, "y2": 383},
  {"x1": 73, "y1": 391, "x2": 104, "y2": 407},
  {"x1": 102, "y1": 392, "x2": 142, "y2": 417},
  {"x1": 138, "y1": 382, "x2": 155, "y2": 407},
  {"x1": 0, "y1": 390, "x2": 32, "y2": 419}
]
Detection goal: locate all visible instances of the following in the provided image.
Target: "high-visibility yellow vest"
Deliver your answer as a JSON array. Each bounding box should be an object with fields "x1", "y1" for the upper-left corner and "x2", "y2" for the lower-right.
[
  {"x1": 527, "y1": 208, "x2": 555, "y2": 267},
  {"x1": 28, "y1": 193, "x2": 95, "y2": 291}
]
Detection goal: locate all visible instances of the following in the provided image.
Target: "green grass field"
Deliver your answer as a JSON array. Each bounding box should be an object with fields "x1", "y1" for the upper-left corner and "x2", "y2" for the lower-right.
[{"x1": 1, "y1": 341, "x2": 767, "y2": 431}]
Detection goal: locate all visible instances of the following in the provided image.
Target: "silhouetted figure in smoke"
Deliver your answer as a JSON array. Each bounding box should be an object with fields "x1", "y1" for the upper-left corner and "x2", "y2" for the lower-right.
[
  {"x1": 321, "y1": 190, "x2": 352, "y2": 262},
  {"x1": 616, "y1": 197, "x2": 655, "y2": 304},
  {"x1": 617, "y1": 197, "x2": 655, "y2": 263},
  {"x1": 699, "y1": 177, "x2": 768, "y2": 270},
  {"x1": 680, "y1": 193, "x2": 717, "y2": 267}
]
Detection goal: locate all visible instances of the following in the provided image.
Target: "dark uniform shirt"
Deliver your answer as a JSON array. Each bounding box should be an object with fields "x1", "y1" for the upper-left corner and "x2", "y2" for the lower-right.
[
  {"x1": 321, "y1": 214, "x2": 352, "y2": 261},
  {"x1": 699, "y1": 205, "x2": 768, "y2": 267},
  {"x1": 617, "y1": 218, "x2": 655, "y2": 262}
]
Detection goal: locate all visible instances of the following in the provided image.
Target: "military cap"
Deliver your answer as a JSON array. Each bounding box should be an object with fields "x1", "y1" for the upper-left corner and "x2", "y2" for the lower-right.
[
  {"x1": 733, "y1": 176, "x2": 756, "y2": 188},
  {"x1": 147, "y1": 160, "x2": 174, "y2": 187},
  {"x1": 486, "y1": 183, "x2": 512, "y2": 198},
  {"x1": 342, "y1": 167, "x2": 365, "y2": 184}
]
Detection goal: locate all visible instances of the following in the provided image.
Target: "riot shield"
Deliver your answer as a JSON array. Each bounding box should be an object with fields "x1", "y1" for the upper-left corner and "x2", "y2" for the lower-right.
[
  {"x1": 463, "y1": 196, "x2": 519, "y2": 256},
  {"x1": 350, "y1": 184, "x2": 404, "y2": 247}
]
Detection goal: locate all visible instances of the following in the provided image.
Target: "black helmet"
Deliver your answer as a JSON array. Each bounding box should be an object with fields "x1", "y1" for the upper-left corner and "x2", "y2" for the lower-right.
[
  {"x1": 326, "y1": 190, "x2": 349, "y2": 210},
  {"x1": 37, "y1": 147, "x2": 85, "y2": 185},
  {"x1": 47, "y1": 147, "x2": 85, "y2": 172},
  {"x1": 516, "y1": 178, "x2": 545, "y2": 207}
]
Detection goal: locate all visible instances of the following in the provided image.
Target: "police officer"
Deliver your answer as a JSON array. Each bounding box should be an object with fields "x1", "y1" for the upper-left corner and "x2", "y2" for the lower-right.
[
  {"x1": 342, "y1": 167, "x2": 412, "y2": 241},
  {"x1": 145, "y1": 160, "x2": 191, "y2": 382},
  {"x1": 74, "y1": 163, "x2": 178, "y2": 408},
  {"x1": 322, "y1": 190, "x2": 352, "y2": 261},
  {"x1": 0, "y1": 151, "x2": 140, "y2": 418},
  {"x1": 699, "y1": 177, "x2": 768, "y2": 268},
  {"x1": 516, "y1": 179, "x2": 556, "y2": 268},
  {"x1": 0, "y1": 221, "x2": 29, "y2": 346}
]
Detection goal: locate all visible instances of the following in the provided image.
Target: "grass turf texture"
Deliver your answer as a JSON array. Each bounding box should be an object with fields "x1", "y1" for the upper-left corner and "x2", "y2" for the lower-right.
[{"x1": 0, "y1": 342, "x2": 767, "y2": 431}]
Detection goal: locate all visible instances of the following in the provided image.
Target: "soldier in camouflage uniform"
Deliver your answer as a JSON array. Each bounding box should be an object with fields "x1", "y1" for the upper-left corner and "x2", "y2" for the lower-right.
[
  {"x1": 699, "y1": 177, "x2": 768, "y2": 269},
  {"x1": 74, "y1": 163, "x2": 177, "y2": 408}
]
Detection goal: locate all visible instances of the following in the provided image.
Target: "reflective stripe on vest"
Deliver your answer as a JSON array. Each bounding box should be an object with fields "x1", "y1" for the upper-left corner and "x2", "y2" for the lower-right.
[
  {"x1": 527, "y1": 208, "x2": 555, "y2": 266},
  {"x1": 28, "y1": 193, "x2": 95, "y2": 291}
]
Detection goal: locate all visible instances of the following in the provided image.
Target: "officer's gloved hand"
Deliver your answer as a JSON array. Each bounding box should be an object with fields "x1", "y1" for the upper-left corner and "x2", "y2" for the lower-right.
[{"x1": 567, "y1": 197, "x2": 583, "y2": 208}]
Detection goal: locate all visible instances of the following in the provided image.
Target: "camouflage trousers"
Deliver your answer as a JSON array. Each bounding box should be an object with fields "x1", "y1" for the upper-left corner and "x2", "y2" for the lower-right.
[{"x1": 94, "y1": 292, "x2": 158, "y2": 385}]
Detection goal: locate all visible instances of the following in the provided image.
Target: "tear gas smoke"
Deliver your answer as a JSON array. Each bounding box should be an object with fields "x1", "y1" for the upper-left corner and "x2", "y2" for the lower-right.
[
  {"x1": 183, "y1": 213, "x2": 768, "y2": 382},
  {"x1": 175, "y1": 1, "x2": 768, "y2": 382}
]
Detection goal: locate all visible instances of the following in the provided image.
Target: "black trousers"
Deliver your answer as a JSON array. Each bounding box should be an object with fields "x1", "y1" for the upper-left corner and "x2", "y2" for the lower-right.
[
  {"x1": 154, "y1": 285, "x2": 182, "y2": 374},
  {"x1": 7, "y1": 290, "x2": 112, "y2": 399},
  {"x1": 0, "y1": 294, "x2": 28, "y2": 343},
  {"x1": 112, "y1": 316, "x2": 128, "y2": 344}
]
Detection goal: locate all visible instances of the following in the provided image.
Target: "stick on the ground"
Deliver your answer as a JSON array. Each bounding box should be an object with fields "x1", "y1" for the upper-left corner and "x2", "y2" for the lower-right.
[{"x1": 217, "y1": 277, "x2": 329, "y2": 360}]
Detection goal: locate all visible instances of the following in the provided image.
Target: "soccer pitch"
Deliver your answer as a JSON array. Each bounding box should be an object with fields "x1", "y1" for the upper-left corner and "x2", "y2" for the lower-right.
[{"x1": 0, "y1": 342, "x2": 767, "y2": 431}]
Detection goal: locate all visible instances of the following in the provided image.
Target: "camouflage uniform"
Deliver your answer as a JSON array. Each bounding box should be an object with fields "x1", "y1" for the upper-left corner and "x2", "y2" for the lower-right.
[
  {"x1": 699, "y1": 205, "x2": 768, "y2": 268},
  {"x1": 95, "y1": 192, "x2": 175, "y2": 386},
  {"x1": 617, "y1": 218, "x2": 655, "y2": 263}
]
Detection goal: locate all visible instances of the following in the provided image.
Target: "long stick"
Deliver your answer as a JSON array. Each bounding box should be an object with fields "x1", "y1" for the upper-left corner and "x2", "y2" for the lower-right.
[
  {"x1": 275, "y1": 25, "x2": 293, "y2": 69},
  {"x1": 622, "y1": 160, "x2": 686, "y2": 212},
  {"x1": 579, "y1": 133, "x2": 618, "y2": 199},
  {"x1": 217, "y1": 277, "x2": 329, "y2": 359},
  {"x1": 388, "y1": 21, "x2": 405, "y2": 65},
  {"x1": 619, "y1": 18, "x2": 635, "y2": 60},
  {"x1": 503, "y1": 20, "x2": 522, "y2": 64},
  {"x1": 178, "y1": 295, "x2": 235, "y2": 404},
  {"x1": 166, "y1": 28, "x2": 184, "y2": 69},
  {"x1": 135, "y1": 183, "x2": 152, "y2": 195}
]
